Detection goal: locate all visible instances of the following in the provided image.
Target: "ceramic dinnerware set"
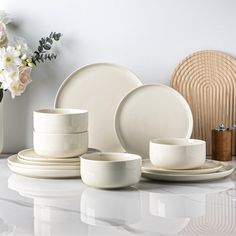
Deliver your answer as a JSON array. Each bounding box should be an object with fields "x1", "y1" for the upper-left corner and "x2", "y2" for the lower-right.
[
  {"x1": 7, "y1": 63, "x2": 234, "y2": 188},
  {"x1": 8, "y1": 109, "x2": 100, "y2": 178}
]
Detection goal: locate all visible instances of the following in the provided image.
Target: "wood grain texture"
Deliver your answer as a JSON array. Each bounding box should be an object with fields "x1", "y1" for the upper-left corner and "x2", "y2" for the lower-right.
[
  {"x1": 212, "y1": 129, "x2": 232, "y2": 161},
  {"x1": 171, "y1": 50, "x2": 236, "y2": 155}
]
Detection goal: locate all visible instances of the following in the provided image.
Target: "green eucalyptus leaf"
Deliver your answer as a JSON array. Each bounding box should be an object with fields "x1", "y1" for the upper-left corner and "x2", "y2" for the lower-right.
[{"x1": 43, "y1": 44, "x2": 51, "y2": 50}]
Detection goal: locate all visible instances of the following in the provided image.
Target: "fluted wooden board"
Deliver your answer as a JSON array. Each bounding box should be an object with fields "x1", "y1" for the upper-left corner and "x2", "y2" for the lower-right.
[{"x1": 171, "y1": 50, "x2": 236, "y2": 155}]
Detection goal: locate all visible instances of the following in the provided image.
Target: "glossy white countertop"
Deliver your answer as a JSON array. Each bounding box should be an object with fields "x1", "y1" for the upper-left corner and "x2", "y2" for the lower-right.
[{"x1": 0, "y1": 156, "x2": 235, "y2": 236}]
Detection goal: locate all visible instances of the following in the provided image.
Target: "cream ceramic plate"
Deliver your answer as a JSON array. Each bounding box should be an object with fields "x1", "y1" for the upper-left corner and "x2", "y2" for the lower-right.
[
  {"x1": 115, "y1": 84, "x2": 193, "y2": 158},
  {"x1": 8, "y1": 155, "x2": 80, "y2": 170},
  {"x1": 18, "y1": 148, "x2": 98, "y2": 163},
  {"x1": 142, "y1": 164, "x2": 234, "y2": 182},
  {"x1": 142, "y1": 159, "x2": 222, "y2": 174},
  {"x1": 8, "y1": 156, "x2": 80, "y2": 178},
  {"x1": 17, "y1": 157, "x2": 80, "y2": 166},
  {"x1": 54, "y1": 63, "x2": 142, "y2": 152}
]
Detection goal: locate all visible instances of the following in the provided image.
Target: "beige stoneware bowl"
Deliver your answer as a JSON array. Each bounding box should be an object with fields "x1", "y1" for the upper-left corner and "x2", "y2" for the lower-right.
[
  {"x1": 33, "y1": 131, "x2": 88, "y2": 158},
  {"x1": 34, "y1": 108, "x2": 88, "y2": 134},
  {"x1": 81, "y1": 152, "x2": 141, "y2": 189},
  {"x1": 150, "y1": 138, "x2": 206, "y2": 169}
]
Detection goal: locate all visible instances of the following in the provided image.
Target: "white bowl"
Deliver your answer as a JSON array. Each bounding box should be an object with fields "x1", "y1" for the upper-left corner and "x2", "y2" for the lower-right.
[
  {"x1": 34, "y1": 109, "x2": 88, "y2": 133},
  {"x1": 80, "y1": 152, "x2": 141, "y2": 189},
  {"x1": 150, "y1": 138, "x2": 206, "y2": 169},
  {"x1": 33, "y1": 131, "x2": 88, "y2": 158}
]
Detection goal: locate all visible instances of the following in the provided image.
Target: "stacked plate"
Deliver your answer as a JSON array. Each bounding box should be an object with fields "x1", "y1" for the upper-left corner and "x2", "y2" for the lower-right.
[
  {"x1": 141, "y1": 159, "x2": 234, "y2": 182},
  {"x1": 8, "y1": 148, "x2": 99, "y2": 178}
]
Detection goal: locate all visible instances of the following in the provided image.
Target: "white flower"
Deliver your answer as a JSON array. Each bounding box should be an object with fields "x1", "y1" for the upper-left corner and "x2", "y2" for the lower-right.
[
  {"x1": 0, "y1": 68, "x2": 17, "y2": 90},
  {"x1": 0, "y1": 23, "x2": 8, "y2": 47},
  {"x1": 0, "y1": 46, "x2": 21, "y2": 72},
  {"x1": 0, "y1": 11, "x2": 11, "y2": 25},
  {"x1": 14, "y1": 37, "x2": 32, "y2": 57}
]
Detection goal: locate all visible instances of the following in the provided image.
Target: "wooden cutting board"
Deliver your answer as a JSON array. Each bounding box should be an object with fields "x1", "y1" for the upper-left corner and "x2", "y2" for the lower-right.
[{"x1": 171, "y1": 50, "x2": 236, "y2": 155}]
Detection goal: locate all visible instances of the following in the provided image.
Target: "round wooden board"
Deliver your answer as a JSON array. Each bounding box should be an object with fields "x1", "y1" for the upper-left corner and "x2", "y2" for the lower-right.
[{"x1": 171, "y1": 50, "x2": 236, "y2": 155}]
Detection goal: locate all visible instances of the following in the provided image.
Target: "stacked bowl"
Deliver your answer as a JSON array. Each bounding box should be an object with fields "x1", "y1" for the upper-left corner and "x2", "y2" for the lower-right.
[
  {"x1": 8, "y1": 109, "x2": 95, "y2": 178},
  {"x1": 33, "y1": 109, "x2": 88, "y2": 158}
]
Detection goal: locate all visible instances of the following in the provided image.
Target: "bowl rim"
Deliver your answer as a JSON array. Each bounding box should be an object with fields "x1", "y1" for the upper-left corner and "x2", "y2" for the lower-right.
[
  {"x1": 34, "y1": 108, "x2": 88, "y2": 115},
  {"x1": 81, "y1": 152, "x2": 141, "y2": 163},
  {"x1": 150, "y1": 138, "x2": 205, "y2": 147}
]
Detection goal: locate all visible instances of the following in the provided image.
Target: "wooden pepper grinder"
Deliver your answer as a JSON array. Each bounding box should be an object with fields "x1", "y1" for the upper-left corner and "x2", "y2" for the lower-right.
[{"x1": 212, "y1": 124, "x2": 232, "y2": 161}]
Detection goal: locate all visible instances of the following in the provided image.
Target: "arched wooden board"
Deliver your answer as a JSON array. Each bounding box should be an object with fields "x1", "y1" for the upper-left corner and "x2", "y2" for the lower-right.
[{"x1": 171, "y1": 50, "x2": 236, "y2": 155}]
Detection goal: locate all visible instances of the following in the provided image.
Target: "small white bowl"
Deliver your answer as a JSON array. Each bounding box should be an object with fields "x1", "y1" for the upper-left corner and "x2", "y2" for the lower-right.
[
  {"x1": 150, "y1": 138, "x2": 206, "y2": 169},
  {"x1": 34, "y1": 109, "x2": 88, "y2": 134},
  {"x1": 80, "y1": 152, "x2": 141, "y2": 189},
  {"x1": 33, "y1": 131, "x2": 88, "y2": 158}
]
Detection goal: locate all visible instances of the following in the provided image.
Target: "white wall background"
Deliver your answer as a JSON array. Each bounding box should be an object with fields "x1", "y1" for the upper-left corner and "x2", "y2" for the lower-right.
[{"x1": 1, "y1": 0, "x2": 236, "y2": 153}]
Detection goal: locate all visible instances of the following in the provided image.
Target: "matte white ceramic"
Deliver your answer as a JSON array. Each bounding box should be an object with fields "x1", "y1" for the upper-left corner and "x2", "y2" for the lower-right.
[
  {"x1": 115, "y1": 84, "x2": 193, "y2": 159},
  {"x1": 34, "y1": 108, "x2": 88, "y2": 134},
  {"x1": 33, "y1": 131, "x2": 88, "y2": 158},
  {"x1": 8, "y1": 156, "x2": 80, "y2": 178},
  {"x1": 141, "y1": 164, "x2": 234, "y2": 182},
  {"x1": 150, "y1": 138, "x2": 206, "y2": 169},
  {"x1": 142, "y1": 159, "x2": 222, "y2": 174},
  {"x1": 80, "y1": 152, "x2": 141, "y2": 189},
  {"x1": 8, "y1": 155, "x2": 80, "y2": 170},
  {"x1": 17, "y1": 156, "x2": 80, "y2": 166},
  {"x1": 18, "y1": 148, "x2": 99, "y2": 163},
  {"x1": 54, "y1": 63, "x2": 142, "y2": 152}
]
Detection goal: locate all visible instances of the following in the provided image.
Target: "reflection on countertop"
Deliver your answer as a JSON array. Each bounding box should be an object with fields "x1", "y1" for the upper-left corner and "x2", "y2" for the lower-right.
[{"x1": 0, "y1": 158, "x2": 235, "y2": 235}]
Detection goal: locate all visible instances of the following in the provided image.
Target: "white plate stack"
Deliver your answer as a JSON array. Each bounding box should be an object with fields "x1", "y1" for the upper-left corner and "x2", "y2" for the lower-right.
[{"x1": 8, "y1": 109, "x2": 99, "y2": 178}]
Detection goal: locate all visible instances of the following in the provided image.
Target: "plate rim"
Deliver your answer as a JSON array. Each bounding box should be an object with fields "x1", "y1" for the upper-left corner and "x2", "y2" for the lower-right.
[
  {"x1": 54, "y1": 62, "x2": 143, "y2": 108},
  {"x1": 54, "y1": 62, "x2": 142, "y2": 152},
  {"x1": 141, "y1": 164, "x2": 234, "y2": 182},
  {"x1": 142, "y1": 159, "x2": 223, "y2": 174},
  {"x1": 17, "y1": 156, "x2": 80, "y2": 166},
  {"x1": 18, "y1": 148, "x2": 98, "y2": 162},
  {"x1": 115, "y1": 84, "x2": 193, "y2": 156},
  {"x1": 8, "y1": 161, "x2": 80, "y2": 177},
  {"x1": 18, "y1": 148, "x2": 81, "y2": 160},
  {"x1": 8, "y1": 155, "x2": 80, "y2": 170}
]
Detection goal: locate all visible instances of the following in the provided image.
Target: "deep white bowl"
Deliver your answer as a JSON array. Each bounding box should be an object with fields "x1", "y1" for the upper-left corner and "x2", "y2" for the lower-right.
[
  {"x1": 150, "y1": 138, "x2": 206, "y2": 169},
  {"x1": 33, "y1": 131, "x2": 88, "y2": 158},
  {"x1": 81, "y1": 152, "x2": 141, "y2": 189},
  {"x1": 34, "y1": 108, "x2": 88, "y2": 134}
]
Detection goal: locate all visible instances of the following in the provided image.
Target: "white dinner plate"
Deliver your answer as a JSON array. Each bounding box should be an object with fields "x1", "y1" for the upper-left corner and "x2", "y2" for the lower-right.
[
  {"x1": 8, "y1": 156, "x2": 80, "y2": 179},
  {"x1": 54, "y1": 63, "x2": 142, "y2": 152},
  {"x1": 142, "y1": 159, "x2": 223, "y2": 174},
  {"x1": 8, "y1": 155, "x2": 80, "y2": 170},
  {"x1": 115, "y1": 84, "x2": 193, "y2": 158},
  {"x1": 18, "y1": 148, "x2": 98, "y2": 163},
  {"x1": 142, "y1": 164, "x2": 234, "y2": 182},
  {"x1": 17, "y1": 157, "x2": 80, "y2": 166}
]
